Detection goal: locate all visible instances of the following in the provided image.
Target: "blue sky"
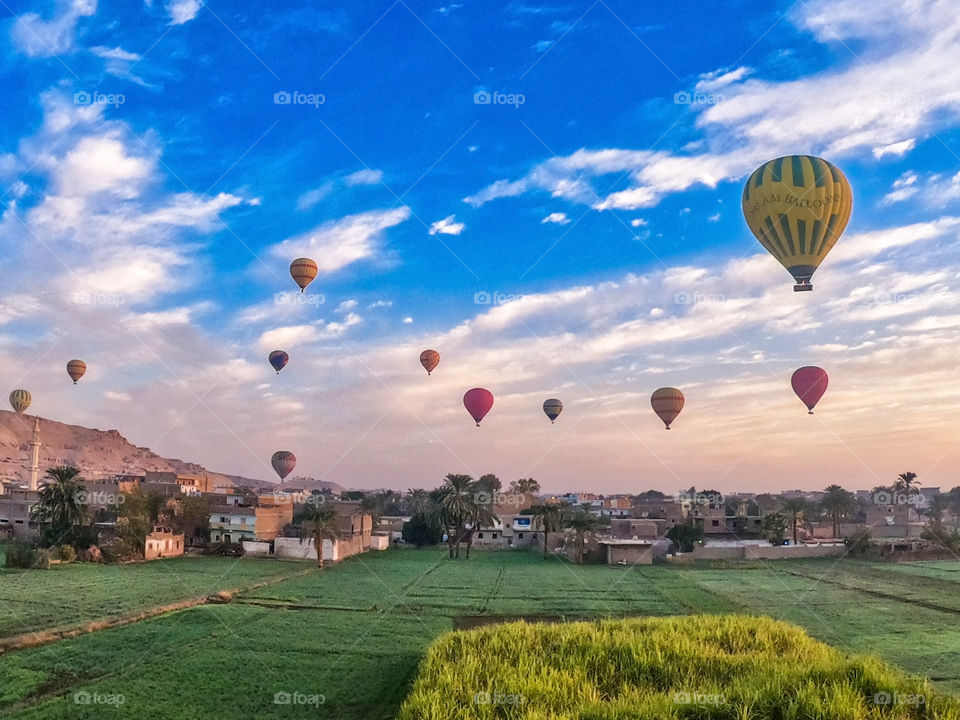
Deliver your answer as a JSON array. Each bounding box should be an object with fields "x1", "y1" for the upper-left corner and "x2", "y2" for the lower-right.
[{"x1": 3, "y1": 0, "x2": 960, "y2": 494}]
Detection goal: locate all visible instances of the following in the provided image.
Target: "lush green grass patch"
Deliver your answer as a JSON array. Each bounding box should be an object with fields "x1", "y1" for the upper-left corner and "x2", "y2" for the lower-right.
[{"x1": 398, "y1": 614, "x2": 960, "y2": 719}]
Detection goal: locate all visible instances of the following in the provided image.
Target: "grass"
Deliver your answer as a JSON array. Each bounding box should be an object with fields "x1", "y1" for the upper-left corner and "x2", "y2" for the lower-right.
[
  {"x1": 0, "y1": 554, "x2": 312, "y2": 639},
  {"x1": 2, "y1": 549, "x2": 960, "y2": 718},
  {"x1": 398, "y1": 615, "x2": 960, "y2": 719}
]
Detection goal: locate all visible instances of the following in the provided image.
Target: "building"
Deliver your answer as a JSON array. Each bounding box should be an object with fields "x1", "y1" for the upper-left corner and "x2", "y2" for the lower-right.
[
  {"x1": 599, "y1": 539, "x2": 655, "y2": 565},
  {"x1": 144, "y1": 471, "x2": 228, "y2": 495},
  {"x1": 209, "y1": 504, "x2": 292, "y2": 543},
  {"x1": 0, "y1": 488, "x2": 39, "y2": 540},
  {"x1": 144, "y1": 525, "x2": 185, "y2": 560},
  {"x1": 600, "y1": 497, "x2": 632, "y2": 517}
]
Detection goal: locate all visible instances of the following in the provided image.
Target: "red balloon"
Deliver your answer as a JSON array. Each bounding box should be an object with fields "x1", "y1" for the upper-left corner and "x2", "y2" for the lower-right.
[
  {"x1": 463, "y1": 388, "x2": 494, "y2": 426},
  {"x1": 791, "y1": 366, "x2": 828, "y2": 414}
]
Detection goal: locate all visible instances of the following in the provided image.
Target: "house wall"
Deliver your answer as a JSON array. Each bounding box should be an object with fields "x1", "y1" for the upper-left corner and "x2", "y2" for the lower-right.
[
  {"x1": 242, "y1": 540, "x2": 272, "y2": 557},
  {"x1": 254, "y1": 505, "x2": 293, "y2": 541},
  {"x1": 144, "y1": 531, "x2": 185, "y2": 560},
  {"x1": 744, "y1": 544, "x2": 846, "y2": 560},
  {"x1": 369, "y1": 535, "x2": 390, "y2": 550},
  {"x1": 605, "y1": 544, "x2": 654, "y2": 565}
]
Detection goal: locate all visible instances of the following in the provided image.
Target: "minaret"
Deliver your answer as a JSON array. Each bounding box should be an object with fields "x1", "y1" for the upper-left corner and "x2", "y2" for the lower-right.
[{"x1": 29, "y1": 418, "x2": 41, "y2": 491}]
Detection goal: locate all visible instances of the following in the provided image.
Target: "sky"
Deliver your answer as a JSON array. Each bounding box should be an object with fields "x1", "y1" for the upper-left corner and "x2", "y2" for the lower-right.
[{"x1": 2, "y1": 0, "x2": 960, "y2": 495}]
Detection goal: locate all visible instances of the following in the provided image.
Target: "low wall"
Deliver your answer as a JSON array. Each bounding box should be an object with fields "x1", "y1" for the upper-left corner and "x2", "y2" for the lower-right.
[
  {"x1": 242, "y1": 540, "x2": 271, "y2": 557},
  {"x1": 691, "y1": 545, "x2": 745, "y2": 560},
  {"x1": 369, "y1": 535, "x2": 390, "y2": 550},
  {"x1": 274, "y1": 537, "x2": 320, "y2": 560},
  {"x1": 744, "y1": 544, "x2": 846, "y2": 560}
]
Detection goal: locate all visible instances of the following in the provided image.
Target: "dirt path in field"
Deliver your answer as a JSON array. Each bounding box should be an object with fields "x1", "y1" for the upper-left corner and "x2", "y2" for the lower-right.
[{"x1": 0, "y1": 566, "x2": 317, "y2": 655}]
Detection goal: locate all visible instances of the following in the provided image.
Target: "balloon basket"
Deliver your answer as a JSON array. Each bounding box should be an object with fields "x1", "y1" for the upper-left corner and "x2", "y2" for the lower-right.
[{"x1": 793, "y1": 283, "x2": 813, "y2": 292}]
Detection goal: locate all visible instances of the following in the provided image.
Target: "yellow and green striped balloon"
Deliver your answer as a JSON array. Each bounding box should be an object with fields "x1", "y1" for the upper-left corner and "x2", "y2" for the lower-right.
[
  {"x1": 9, "y1": 389, "x2": 31, "y2": 414},
  {"x1": 742, "y1": 155, "x2": 852, "y2": 291}
]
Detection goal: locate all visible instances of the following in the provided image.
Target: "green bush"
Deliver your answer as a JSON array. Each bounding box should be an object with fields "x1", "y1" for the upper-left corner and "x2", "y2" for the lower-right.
[
  {"x1": 56, "y1": 544, "x2": 77, "y2": 563},
  {"x1": 5, "y1": 541, "x2": 35, "y2": 568}
]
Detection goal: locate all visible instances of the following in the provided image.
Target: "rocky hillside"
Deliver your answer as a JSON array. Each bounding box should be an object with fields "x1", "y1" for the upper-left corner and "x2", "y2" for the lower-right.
[{"x1": 0, "y1": 410, "x2": 260, "y2": 488}]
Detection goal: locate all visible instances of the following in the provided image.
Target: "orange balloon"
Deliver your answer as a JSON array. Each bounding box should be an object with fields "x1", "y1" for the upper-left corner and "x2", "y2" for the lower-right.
[
  {"x1": 289, "y1": 258, "x2": 318, "y2": 292},
  {"x1": 420, "y1": 349, "x2": 440, "y2": 375},
  {"x1": 651, "y1": 387, "x2": 684, "y2": 430},
  {"x1": 66, "y1": 359, "x2": 86, "y2": 384}
]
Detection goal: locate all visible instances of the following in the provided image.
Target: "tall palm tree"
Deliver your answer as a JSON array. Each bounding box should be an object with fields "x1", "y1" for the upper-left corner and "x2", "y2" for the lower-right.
[
  {"x1": 779, "y1": 497, "x2": 808, "y2": 545},
  {"x1": 893, "y1": 472, "x2": 920, "y2": 536},
  {"x1": 820, "y1": 484, "x2": 856, "y2": 538},
  {"x1": 405, "y1": 488, "x2": 431, "y2": 515},
  {"x1": 464, "y1": 492, "x2": 496, "y2": 560},
  {"x1": 300, "y1": 503, "x2": 341, "y2": 568},
  {"x1": 529, "y1": 503, "x2": 566, "y2": 558},
  {"x1": 30, "y1": 465, "x2": 89, "y2": 546},
  {"x1": 437, "y1": 474, "x2": 475, "y2": 559},
  {"x1": 566, "y1": 509, "x2": 602, "y2": 565}
]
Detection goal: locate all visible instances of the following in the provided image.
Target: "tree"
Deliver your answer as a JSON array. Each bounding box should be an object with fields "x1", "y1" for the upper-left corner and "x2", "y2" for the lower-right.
[
  {"x1": 635, "y1": 490, "x2": 666, "y2": 501},
  {"x1": 947, "y1": 487, "x2": 960, "y2": 528},
  {"x1": 509, "y1": 478, "x2": 540, "y2": 495},
  {"x1": 118, "y1": 488, "x2": 155, "y2": 557},
  {"x1": 174, "y1": 495, "x2": 211, "y2": 545},
  {"x1": 402, "y1": 512, "x2": 443, "y2": 547},
  {"x1": 476, "y1": 474, "x2": 501, "y2": 495},
  {"x1": 762, "y1": 512, "x2": 787, "y2": 545},
  {"x1": 820, "y1": 484, "x2": 856, "y2": 538},
  {"x1": 529, "y1": 503, "x2": 566, "y2": 558},
  {"x1": 666, "y1": 520, "x2": 703, "y2": 553},
  {"x1": 779, "y1": 497, "x2": 808, "y2": 545},
  {"x1": 300, "y1": 503, "x2": 341, "y2": 568},
  {"x1": 463, "y1": 496, "x2": 496, "y2": 560},
  {"x1": 893, "y1": 472, "x2": 920, "y2": 537},
  {"x1": 566, "y1": 510, "x2": 602, "y2": 564},
  {"x1": 437, "y1": 474, "x2": 476, "y2": 559},
  {"x1": 924, "y1": 494, "x2": 948, "y2": 532},
  {"x1": 755, "y1": 493, "x2": 781, "y2": 514},
  {"x1": 404, "y1": 488, "x2": 431, "y2": 516},
  {"x1": 359, "y1": 493, "x2": 384, "y2": 525},
  {"x1": 30, "y1": 465, "x2": 90, "y2": 547}
]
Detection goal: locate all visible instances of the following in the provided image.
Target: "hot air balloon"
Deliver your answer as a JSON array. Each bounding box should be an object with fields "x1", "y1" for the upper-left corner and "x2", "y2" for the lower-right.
[
  {"x1": 651, "y1": 387, "x2": 684, "y2": 430},
  {"x1": 66, "y1": 359, "x2": 86, "y2": 384},
  {"x1": 742, "y1": 155, "x2": 852, "y2": 291},
  {"x1": 420, "y1": 349, "x2": 440, "y2": 375},
  {"x1": 271, "y1": 451, "x2": 296, "y2": 482},
  {"x1": 268, "y1": 350, "x2": 289, "y2": 374},
  {"x1": 543, "y1": 398, "x2": 563, "y2": 424},
  {"x1": 791, "y1": 366, "x2": 828, "y2": 414},
  {"x1": 9, "y1": 389, "x2": 31, "y2": 414},
  {"x1": 289, "y1": 258, "x2": 318, "y2": 293},
  {"x1": 463, "y1": 388, "x2": 494, "y2": 427}
]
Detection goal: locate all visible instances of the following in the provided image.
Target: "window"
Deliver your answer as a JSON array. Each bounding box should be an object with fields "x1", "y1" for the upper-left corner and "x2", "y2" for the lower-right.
[
  {"x1": 532, "y1": 533, "x2": 537, "y2": 539},
  {"x1": 220, "y1": 516, "x2": 227, "y2": 523},
  {"x1": 711, "y1": 520, "x2": 719, "y2": 527},
  {"x1": 477, "y1": 532, "x2": 484, "y2": 539},
  {"x1": 517, "y1": 532, "x2": 524, "y2": 539},
  {"x1": 492, "y1": 532, "x2": 498, "y2": 539}
]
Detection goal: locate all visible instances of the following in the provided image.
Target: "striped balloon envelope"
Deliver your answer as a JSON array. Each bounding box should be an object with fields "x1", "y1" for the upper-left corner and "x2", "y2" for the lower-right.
[
  {"x1": 271, "y1": 451, "x2": 296, "y2": 482},
  {"x1": 543, "y1": 398, "x2": 563, "y2": 424},
  {"x1": 651, "y1": 387, "x2": 684, "y2": 430},
  {"x1": 66, "y1": 359, "x2": 86, "y2": 384},
  {"x1": 742, "y1": 155, "x2": 852, "y2": 291},
  {"x1": 289, "y1": 258, "x2": 318, "y2": 293},
  {"x1": 9, "y1": 389, "x2": 31, "y2": 414},
  {"x1": 419, "y1": 349, "x2": 440, "y2": 375}
]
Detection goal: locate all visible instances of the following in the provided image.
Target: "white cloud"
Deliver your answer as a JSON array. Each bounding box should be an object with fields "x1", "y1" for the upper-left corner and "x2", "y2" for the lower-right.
[
  {"x1": 541, "y1": 212, "x2": 571, "y2": 225},
  {"x1": 10, "y1": 0, "x2": 97, "y2": 57},
  {"x1": 55, "y1": 134, "x2": 152, "y2": 199},
  {"x1": 269, "y1": 207, "x2": 411, "y2": 273},
  {"x1": 167, "y1": 0, "x2": 201, "y2": 25},
  {"x1": 104, "y1": 391, "x2": 132, "y2": 403},
  {"x1": 402, "y1": 316, "x2": 413, "y2": 324},
  {"x1": 335, "y1": 299, "x2": 358, "y2": 313},
  {"x1": 429, "y1": 214, "x2": 465, "y2": 236},
  {"x1": 344, "y1": 169, "x2": 383, "y2": 186}
]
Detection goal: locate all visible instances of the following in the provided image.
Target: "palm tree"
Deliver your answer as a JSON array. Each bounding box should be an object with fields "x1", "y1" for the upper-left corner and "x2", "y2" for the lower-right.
[
  {"x1": 464, "y1": 493, "x2": 496, "y2": 560},
  {"x1": 300, "y1": 503, "x2": 341, "y2": 568},
  {"x1": 405, "y1": 488, "x2": 431, "y2": 515},
  {"x1": 30, "y1": 465, "x2": 90, "y2": 546},
  {"x1": 566, "y1": 509, "x2": 602, "y2": 564},
  {"x1": 893, "y1": 472, "x2": 920, "y2": 536},
  {"x1": 529, "y1": 503, "x2": 566, "y2": 558},
  {"x1": 820, "y1": 484, "x2": 856, "y2": 538},
  {"x1": 437, "y1": 474, "x2": 475, "y2": 559},
  {"x1": 780, "y1": 497, "x2": 808, "y2": 545},
  {"x1": 947, "y1": 487, "x2": 960, "y2": 528}
]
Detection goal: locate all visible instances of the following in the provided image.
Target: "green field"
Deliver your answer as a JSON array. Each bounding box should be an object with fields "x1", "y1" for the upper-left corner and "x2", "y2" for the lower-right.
[
  {"x1": 2, "y1": 549, "x2": 960, "y2": 718},
  {"x1": 0, "y1": 550, "x2": 312, "y2": 639}
]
